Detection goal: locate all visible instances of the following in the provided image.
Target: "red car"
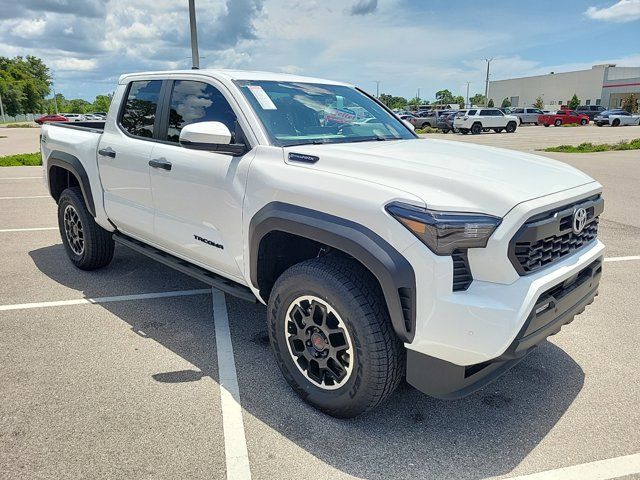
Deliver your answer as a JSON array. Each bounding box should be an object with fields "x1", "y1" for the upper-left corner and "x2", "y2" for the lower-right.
[
  {"x1": 539, "y1": 110, "x2": 589, "y2": 127},
  {"x1": 35, "y1": 114, "x2": 68, "y2": 125}
]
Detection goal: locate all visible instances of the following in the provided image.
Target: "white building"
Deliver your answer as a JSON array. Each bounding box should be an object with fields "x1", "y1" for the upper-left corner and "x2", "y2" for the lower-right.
[{"x1": 488, "y1": 64, "x2": 640, "y2": 110}]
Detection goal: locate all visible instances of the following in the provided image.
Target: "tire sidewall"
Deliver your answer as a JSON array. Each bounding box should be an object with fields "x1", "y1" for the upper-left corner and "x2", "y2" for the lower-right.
[
  {"x1": 58, "y1": 190, "x2": 90, "y2": 266},
  {"x1": 268, "y1": 268, "x2": 379, "y2": 416}
]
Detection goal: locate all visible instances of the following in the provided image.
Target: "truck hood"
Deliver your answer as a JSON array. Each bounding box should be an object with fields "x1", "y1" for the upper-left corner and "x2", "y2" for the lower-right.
[{"x1": 283, "y1": 138, "x2": 597, "y2": 217}]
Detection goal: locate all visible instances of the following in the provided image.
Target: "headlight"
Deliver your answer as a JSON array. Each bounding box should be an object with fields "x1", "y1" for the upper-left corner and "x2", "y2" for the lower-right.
[{"x1": 386, "y1": 203, "x2": 501, "y2": 255}]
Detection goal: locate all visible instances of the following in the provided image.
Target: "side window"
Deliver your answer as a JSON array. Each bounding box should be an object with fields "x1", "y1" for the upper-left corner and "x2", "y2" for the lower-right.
[
  {"x1": 467, "y1": 109, "x2": 477, "y2": 115},
  {"x1": 479, "y1": 110, "x2": 490, "y2": 116},
  {"x1": 166, "y1": 80, "x2": 238, "y2": 143},
  {"x1": 493, "y1": 109, "x2": 504, "y2": 116},
  {"x1": 120, "y1": 80, "x2": 162, "y2": 138}
]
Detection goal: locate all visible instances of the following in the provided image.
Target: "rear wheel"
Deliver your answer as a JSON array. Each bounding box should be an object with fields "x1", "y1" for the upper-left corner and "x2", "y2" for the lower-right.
[
  {"x1": 580, "y1": 119, "x2": 588, "y2": 125},
  {"x1": 505, "y1": 121, "x2": 517, "y2": 133},
  {"x1": 58, "y1": 187, "x2": 114, "y2": 270},
  {"x1": 471, "y1": 122, "x2": 482, "y2": 135},
  {"x1": 267, "y1": 256, "x2": 404, "y2": 418},
  {"x1": 554, "y1": 119, "x2": 562, "y2": 127}
]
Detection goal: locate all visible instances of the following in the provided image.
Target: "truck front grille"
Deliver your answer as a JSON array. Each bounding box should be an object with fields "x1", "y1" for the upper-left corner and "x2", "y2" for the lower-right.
[{"x1": 509, "y1": 195, "x2": 603, "y2": 275}]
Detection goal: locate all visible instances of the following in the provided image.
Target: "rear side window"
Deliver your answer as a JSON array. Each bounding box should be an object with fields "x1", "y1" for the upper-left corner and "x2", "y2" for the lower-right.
[
  {"x1": 166, "y1": 80, "x2": 237, "y2": 143},
  {"x1": 120, "y1": 80, "x2": 162, "y2": 138},
  {"x1": 467, "y1": 109, "x2": 477, "y2": 115}
]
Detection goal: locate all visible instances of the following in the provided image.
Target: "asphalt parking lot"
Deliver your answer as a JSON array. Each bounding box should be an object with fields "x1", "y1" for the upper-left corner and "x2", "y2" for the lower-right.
[{"x1": 1, "y1": 126, "x2": 639, "y2": 479}]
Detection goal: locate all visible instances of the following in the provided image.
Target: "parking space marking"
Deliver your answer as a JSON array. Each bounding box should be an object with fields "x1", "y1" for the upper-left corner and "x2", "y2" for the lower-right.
[
  {"x1": 0, "y1": 227, "x2": 57, "y2": 232},
  {"x1": 0, "y1": 289, "x2": 210, "y2": 311},
  {"x1": 604, "y1": 255, "x2": 640, "y2": 262},
  {"x1": 0, "y1": 195, "x2": 49, "y2": 200},
  {"x1": 0, "y1": 177, "x2": 42, "y2": 180},
  {"x1": 500, "y1": 452, "x2": 640, "y2": 480},
  {"x1": 211, "y1": 288, "x2": 252, "y2": 480}
]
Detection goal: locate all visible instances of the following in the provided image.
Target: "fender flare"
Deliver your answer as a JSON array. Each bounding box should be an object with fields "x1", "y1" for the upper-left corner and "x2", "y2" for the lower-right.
[
  {"x1": 249, "y1": 202, "x2": 417, "y2": 343},
  {"x1": 47, "y1": 150, "x2": 96, "y2": 217}
]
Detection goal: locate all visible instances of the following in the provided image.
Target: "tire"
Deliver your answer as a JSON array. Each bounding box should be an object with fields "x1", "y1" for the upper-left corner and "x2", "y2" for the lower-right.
[
  {"x1": 612, "y1": 119, "x2": 620, "y2": 127},
  {"x1": 58, "y1": 187, "x2": 114, "y2": 270},
  {"x1": 580, "y1": 119, "x2": 588, "y2": 126},
  {"x1": 493, "y1": 128, "x2": 504, "y2": 133},
  {"x1": 554, "y1": 119, "x2": 562, "y2": 127},
  {"x1": 441, "y1": 128, "x2": 449, "y2": 134},
  {"x1": 470, "y1": 122, "x2": 482, "y2": 135},
  {"x1": 267, "y1": 256, "x2": 404, "y2": 418},
  {"x1": 505, "y1": 121, "x2": 517, "y2": 133}
]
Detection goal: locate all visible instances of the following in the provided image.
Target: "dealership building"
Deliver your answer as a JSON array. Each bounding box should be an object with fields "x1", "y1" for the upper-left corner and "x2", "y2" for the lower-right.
[{"x1": 488, "y1": 64, "x2": 640, "y2": 109}]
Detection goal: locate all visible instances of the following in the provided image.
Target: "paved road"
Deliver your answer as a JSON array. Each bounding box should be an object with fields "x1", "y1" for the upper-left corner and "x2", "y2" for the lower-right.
[
  {"x1": 1, "y1": 128, "x2": 639, "y2": 479},
  {"x1": 0, "y1": 125, "x2": 40, "y2": 156}
]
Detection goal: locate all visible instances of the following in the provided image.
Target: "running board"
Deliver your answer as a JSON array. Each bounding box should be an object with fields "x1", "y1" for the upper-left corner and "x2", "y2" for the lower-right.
[{"x1": 113, "y1": 233, "x2": 256, "y2": 302}]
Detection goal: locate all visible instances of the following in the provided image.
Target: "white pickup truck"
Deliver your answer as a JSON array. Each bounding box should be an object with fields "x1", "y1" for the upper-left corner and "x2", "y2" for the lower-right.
[{"x1": 41, "y1": 69, "x2": 604, "y2": 418}]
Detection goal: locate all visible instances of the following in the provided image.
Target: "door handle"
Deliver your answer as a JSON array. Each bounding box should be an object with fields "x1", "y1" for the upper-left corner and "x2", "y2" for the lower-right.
[
  {"x1": 149, "y1": 158, "x2": 172, "y2": 171},
  {"x1": 98, "y1": 147, "x2": 116, "y2": 158}
]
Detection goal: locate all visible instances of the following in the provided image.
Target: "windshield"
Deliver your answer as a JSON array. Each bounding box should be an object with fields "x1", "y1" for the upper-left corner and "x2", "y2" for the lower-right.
[{"x1": 236, "y1": 80, "x2": 415, "y2": 146}]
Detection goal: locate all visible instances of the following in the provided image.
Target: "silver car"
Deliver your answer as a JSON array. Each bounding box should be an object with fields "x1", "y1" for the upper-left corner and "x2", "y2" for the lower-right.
[{"x1": 509, "y1": 108, "x2": 544, "y2": 125}]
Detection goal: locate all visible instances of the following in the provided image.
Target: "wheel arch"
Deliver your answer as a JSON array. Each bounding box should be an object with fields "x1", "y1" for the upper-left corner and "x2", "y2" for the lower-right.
[
  {"x1": 47, "y1": 151, "x2": 96, "y2": 217},
  {"x1": 249, "y1": 202, "x2": 417, "y2": 343}
]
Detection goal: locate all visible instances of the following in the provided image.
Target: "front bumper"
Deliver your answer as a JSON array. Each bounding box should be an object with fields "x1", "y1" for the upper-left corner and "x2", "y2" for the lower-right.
[{"x1": 407, "y1": 257, "x2": 602, "y2": 399}]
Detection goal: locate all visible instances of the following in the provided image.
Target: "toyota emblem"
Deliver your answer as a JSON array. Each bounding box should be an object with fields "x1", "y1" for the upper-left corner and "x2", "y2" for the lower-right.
[{"x1": 572, "y1": 207, "x2": 587, "y2": 234}]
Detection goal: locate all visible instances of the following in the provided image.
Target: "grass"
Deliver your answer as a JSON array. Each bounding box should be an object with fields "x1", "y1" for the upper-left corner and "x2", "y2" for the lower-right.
[
  {"x1": 0, "y1": 152, "x2": 42, "y2": 166},
  {"x1": 416, "y1": 126, "x2": 440, "y2": 134},
  {"x1": 543, "y1": 138, "x2": 640, "y2": 153},
  {"x1": 3, "y1": 123, "x2": 37, "y2": 128}
]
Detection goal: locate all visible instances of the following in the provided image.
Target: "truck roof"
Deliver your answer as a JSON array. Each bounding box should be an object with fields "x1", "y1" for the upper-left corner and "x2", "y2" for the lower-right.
[{"x1": 118, "y1": 69, "x2": 352, "y2": 87}]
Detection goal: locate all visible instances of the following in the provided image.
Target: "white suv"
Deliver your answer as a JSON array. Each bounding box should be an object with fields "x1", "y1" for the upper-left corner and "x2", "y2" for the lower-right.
[{"x1": 454, "y1": 108, "x2": 518, "y2": 134}]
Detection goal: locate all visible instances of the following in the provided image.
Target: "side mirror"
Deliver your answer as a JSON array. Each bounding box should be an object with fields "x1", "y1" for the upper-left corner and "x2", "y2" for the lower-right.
[
  {"x1": 403, "y1": 119, "x2": 415, "y2": 131},
  {"x1": 179, "y1": 121, "x2": 247, "y2": 155}
]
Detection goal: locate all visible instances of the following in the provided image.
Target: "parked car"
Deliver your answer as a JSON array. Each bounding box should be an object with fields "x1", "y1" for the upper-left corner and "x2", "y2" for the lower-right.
[
  {"x1": 453, "y1": 108, "x2": 518, "y2": 134},
  {"x1": 35, "y1": 114, "x2": 68, "y2": 125},
  {"x1": 413, "y1": 110, "x2": 452, "y2": 129},
  {"x1": 436, "y1": 110, "x2": 458, "y2": 133},
  {"x1": 575, "y1": 105, "x2": 607, "y2": 121},
  {"x1": 596, "y1": 111, "x2": 640, "y2": 127},
  {"x1": 538, "y1": 110, "x2": 589, "y2": 127},
  {"x1": 510, "y1": 107, "x2": 545, "y2": 125},
  {"x1": 62, "y1": 113, "x2": 86, "y2": 122},
  {"x1": 593, "y1": 109, "x2": 634, "y2": 126},
  {"x1": 41, "y1": 69, "x2": 604, "y2": 418}
]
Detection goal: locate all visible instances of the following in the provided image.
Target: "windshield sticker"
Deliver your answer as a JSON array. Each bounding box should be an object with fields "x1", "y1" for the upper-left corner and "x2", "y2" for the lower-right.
[
  {"x1": 324, "y1": 108, "x2": 357, "y2": 124},
  {"x1": 248, "y1": 85, "x2": 277, "y2": 110}
]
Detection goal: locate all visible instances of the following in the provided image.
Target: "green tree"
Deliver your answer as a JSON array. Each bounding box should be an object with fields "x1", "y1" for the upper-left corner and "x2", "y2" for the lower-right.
[
  {"x1": 92, "y1": 94, "x2": 112, "y2": 113},
  {"x1": 452, "y1": 95, "x2": 465, "y2": 108},
  {"x1": 63, "y1": 98, "x2": 91, "y2": 114},
  {"x1": 487, "y1": 98, "x2": 495, "y2": 107},
  {"x1": 435, "y1": 89, "x2": 454, "y2": 105},
  {"x1": 469, "y1": 93, "x2": 486, "y2": 106},
  {"x1": 0, "y1": 55, "x2": 51, "y2": 113},
  {"x1": 568, "y1": 94, "x2": 580, "y2": 110},
  {"x1": 501, "y1": 97, "x2": 511, "y2": 108},
  {"x1": 533, "y1": 96, "x2": 544, "y2": 109},
  {"x1": 408, "y1": 96, "x2": 423, "y2": 109},
  {"x1": 622, "y1": 94, "x2": 638, "y2": 113}
]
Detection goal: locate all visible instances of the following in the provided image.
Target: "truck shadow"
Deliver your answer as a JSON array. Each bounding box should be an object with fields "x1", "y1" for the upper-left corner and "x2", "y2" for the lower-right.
[{"x1": 29, "y1": 244, "x2": 585, "y2": 480}]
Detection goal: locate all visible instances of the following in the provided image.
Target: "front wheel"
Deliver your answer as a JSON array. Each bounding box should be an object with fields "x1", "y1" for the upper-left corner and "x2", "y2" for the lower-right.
[
  {"x1": 505, "y1": 121, "x2": 517, "y2": 133},
  {"x1": 267, "y1": 257, "x2": 404, "y2": 418},
  {"x1": 554, "y1": 119, "x2": 562, "y2": 127},
  {"x1": 580, "y1": 119, "x2": 588, "y2": 125},
  {"x1": 58, "y1": 187, "x2": 114, "y2": 270}
]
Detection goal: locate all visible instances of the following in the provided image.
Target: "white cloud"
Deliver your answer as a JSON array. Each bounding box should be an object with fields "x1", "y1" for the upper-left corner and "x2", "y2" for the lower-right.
[
  {"x1": 585, "y1": 0, "x2": 640, "y2": 22},
  {"x1": 50, "y1": 58, "x2": 97, "y2": 71}
]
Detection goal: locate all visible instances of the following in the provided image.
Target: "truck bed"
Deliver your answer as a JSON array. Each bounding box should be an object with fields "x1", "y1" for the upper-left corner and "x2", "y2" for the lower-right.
[{"x1": 50, "y1": 121, "x2": 105, "y2": 133}]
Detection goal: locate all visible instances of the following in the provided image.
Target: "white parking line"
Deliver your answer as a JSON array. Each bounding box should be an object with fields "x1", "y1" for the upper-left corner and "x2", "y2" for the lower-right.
[
  {"x1": 0, "y1": 289, "x2": 210, "y2": 311},
  {"x1": 0, "y1": 227, "x2": 57, "y2": 232},
  {"x1": 0, "y1": 177, "x2": 42, "y2": 180},
  {"x1": 0, "y1": 195, "x2": 49, "y2": 200},
  {"x1": 604, "y1": 255, "x2": 640, "y2": 262},
  {"x1": 500, "y1": 452, "x2": 640, "y2": 480},
  {"x1": 211, "y1": 288, "x2": 252, "y2": 480}
]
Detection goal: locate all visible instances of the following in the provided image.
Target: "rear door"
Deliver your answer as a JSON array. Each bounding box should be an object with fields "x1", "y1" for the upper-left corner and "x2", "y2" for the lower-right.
[
  {"x1": 98, "y1": 79, "x2": 162, "y2": 238},
  {"x1": 147, "y1": 78, "x2": 251, "y2": 279}
]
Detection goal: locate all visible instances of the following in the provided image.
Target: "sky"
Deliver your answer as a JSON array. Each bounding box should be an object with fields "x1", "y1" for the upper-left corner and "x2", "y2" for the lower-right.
[{"x1": 1, "y1": 0, "x2": 639, "y2": 101}]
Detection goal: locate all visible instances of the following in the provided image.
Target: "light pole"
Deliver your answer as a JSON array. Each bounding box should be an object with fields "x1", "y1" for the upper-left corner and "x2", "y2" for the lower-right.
[
  {"x1": 374, "y1": 81, "x2": 380, "y2": 98},
  {"x1": 465, "y1": 81, "x2": 471, "y2": 108},
  {"x1": 188, "y1": 0, "x2": 200, "y2": 70},
  {"x1": 484, "y1": 58, "x2": 493, "y2": 106}
]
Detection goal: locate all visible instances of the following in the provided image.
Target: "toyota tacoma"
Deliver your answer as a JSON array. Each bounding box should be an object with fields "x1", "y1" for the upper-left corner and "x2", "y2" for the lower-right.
[{"x1": 41, "y1": 69, "x2": 604, "y2": 417}]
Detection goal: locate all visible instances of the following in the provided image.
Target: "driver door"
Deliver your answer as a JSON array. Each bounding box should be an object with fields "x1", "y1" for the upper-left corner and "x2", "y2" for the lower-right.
[{"x1": 148, "y1": 79, "x2": 250, "y2": 279}]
